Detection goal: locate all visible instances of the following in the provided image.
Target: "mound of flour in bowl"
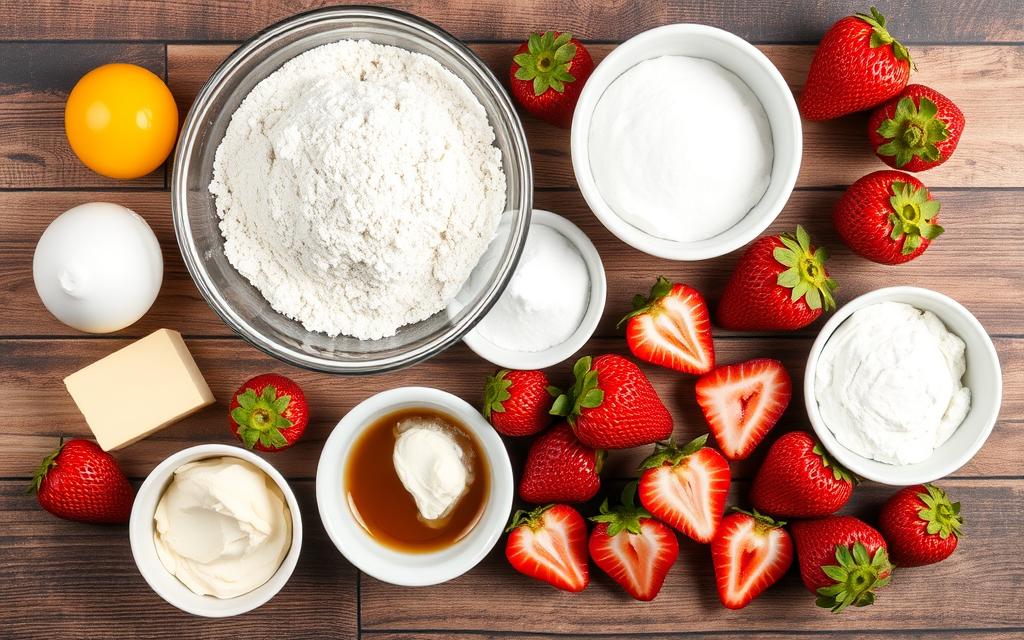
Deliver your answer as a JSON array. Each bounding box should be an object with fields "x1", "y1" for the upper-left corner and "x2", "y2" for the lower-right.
[{"x1": 209, "y1": 40, "x2": 506, "y2": 340}]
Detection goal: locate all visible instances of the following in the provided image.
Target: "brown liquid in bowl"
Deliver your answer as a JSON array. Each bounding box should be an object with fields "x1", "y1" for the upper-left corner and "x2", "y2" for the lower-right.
[{"x1": 344, "y1": 408, "x2": 489, "y2": 553}]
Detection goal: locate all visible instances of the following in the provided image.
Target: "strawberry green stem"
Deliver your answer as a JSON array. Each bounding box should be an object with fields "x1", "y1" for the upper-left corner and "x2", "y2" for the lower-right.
[
  {"x1": 232, "y1": 385, "x2": 294, "y2": 450},
  {"x1": 773, "y1": 226, "x2": 837, "y2": 312},
  {"x1": 590, "y1": 482, "x2": 652, "y2": 536},
  {"x1": 887, "y1": 181, "x2": 943, "y2": 254},
  {"x1": 917, "y1": 484, "x2": 963, "y2": 539},
  {"x1": 815, "y1": 542, "x2": 892, "y2": 613},
  {"x1": 875, "y1": 96, "x2": 950, "y2": 168},
  {"x1": 513, "y1": 31, "x2": 578, "y2": 96},
  {"x1": 856, "y1": 7, "x2": 911, "y2": 65}
]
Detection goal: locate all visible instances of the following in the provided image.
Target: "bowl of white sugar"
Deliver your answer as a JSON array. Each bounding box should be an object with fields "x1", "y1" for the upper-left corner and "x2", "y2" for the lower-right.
[
  {"x1": 570, "y1": 24, "x2": 801, "y2": 261},
  {"x1": 172, "y1": 7, "x2": 532, "y2": 374}
]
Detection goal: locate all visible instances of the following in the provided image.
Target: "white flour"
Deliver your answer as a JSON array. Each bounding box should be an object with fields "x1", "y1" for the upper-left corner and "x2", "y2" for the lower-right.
[{"x1": 210, "y1": 40, "x2": 506, "y2": 340}]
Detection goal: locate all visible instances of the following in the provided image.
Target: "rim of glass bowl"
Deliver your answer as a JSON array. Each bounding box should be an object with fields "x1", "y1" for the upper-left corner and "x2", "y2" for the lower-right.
[{"x1": 171, "y1": 6, "x2": 533, "y2": 375}]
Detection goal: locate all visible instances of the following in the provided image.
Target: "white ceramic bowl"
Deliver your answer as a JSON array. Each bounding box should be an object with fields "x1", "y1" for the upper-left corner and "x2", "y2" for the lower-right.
[
  {"x1": 129, "y1": 444, "x2": 303, "y2": 617},
  {"x1": 570, "y1": 24, "x2": 801, "y2": 261},
  {"x1": 462, "y1": 209, "x2": 607, "y2": 369},
  {"x1": 805, "y1": 287, "x2": 1002, "y2": 485},
  {"x1": 316, "y1": 387, "x2": 514, "y2": 586}
]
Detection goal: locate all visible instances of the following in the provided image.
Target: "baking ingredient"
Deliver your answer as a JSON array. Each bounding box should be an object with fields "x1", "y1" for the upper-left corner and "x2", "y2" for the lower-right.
[
  {"x1": 483, "y1": 369, "x2": 555, "y2": 437},
  {"x1": 29, "y1": 439, "x2": 134, "y2": 524},
  {"x1": 710, "y1": 509, "x2": 793, "y2": 609},
  {"x1": 153, "y1": 457, "x2": 292, "y2": 599},
  {"x1": 716, "y1": 225, "x2": 837, "y2": 331},
  {"x1": 588, "y1": 483, "x2": 679, "y2": 601},
  {"x1": 814, "y1": 302, "x2": 971, "y2": 465},
  {"x1": 790, "y1": 516, "x2": 892, "y2": 613},
  {"x1": 588, "y1": 56, "x2": 773, "y2": 243},
  {"x1": 393, "y1": 417, "x2": 472, "y2": 521},
  {"x1": 869, "y1": 84, "x2": 965, "y2": 172},
  {"x1": 474, "y1": 225, "x2": 590, "y2": 352},
  {"x1": 63, "y1": 329, "x2": 215, "y2": 451},
  {"x1": 505, "y1": 504, "x2": 590, "y2": 592},
  {"x1": 510, "y1": 31, "x2": 594, "y2": 128},
  {"x1": 637, "y1": 435, "x2": 731, "y2": 544},
  {"x1": 833, "y1": 170, "x2": 942, "y2": 264},
  {"x1": 33, "y1": 202, "x2": 163, "y2": 333},
  {"x1": 229, "y1": 374, "x2": 308, "y2": 452},
  {"x1": 620, "y1": 278, "x2": 715, "y2": 375},
  {"x1": 551, "y1": 355, "x2": 673, "y2": 449},
  {"x1": 519, "y1": 423, "x2": 603, "y2": 504},
  {"x1": 210, "y1": 40, "x2": 506, "y2": 340},
  {"x1": 64, "y1": 63, "x2": 178, "y2": 179},
  {"x1": 799, "y1": 7, "x2": 911, "y2": 121},
  {"x1": 750, "y1": 432, "x2": 857, "y2": 518},
  {"x1": 696, "y1": 359, "x2": 792, "y2": 460},
  {"x1": 879, "y1": 483, "x2": 963, "y2": 567}
]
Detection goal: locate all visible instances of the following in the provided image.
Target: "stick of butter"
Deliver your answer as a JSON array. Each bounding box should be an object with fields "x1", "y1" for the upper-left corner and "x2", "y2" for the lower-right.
[{"x1": 64, "y1": 329, "x2": 215, "y2": 451}]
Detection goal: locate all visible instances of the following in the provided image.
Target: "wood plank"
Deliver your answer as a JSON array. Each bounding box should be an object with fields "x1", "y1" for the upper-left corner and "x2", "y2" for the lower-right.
[
  {"x1": 2, "y1": 189, "x2": 1021, "y2": 338},
  {"x1": 3, "y1": 1, "x2": 1021, "y2": 42},
  {"x1": 359, "y1": 479, "x2": 1024, "y2": 634},
  {"x1": 167, "y1": 43, "x2": 1024, "y2": 189},
  {"x1": 0, "y1": 43, "x2": 167, "y2": 189},
  {"x1": 0, "y1": 480, "x2": 358, "y2": 640},
  {"x1": 364, "y1": 633, "x2": 1024, "y2": 640},
  {"x1": 1, "y1": 336, "x2": 1019, "y2": 480}
]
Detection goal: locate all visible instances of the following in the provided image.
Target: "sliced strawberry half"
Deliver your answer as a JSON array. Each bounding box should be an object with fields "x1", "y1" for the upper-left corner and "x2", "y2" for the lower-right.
[
  {"x1": 620, "y1": 277, "x2": 715, "y2": 375},
  {"x1": 711, "y1": 509, "x2": 793, "y2": 609},
  {"x1": 505, "y1": 504, "x2": 589, "y2": 592},
  {"x1": 637, "y1": 435, "x2": 731, "y2": 543},
  {"x1": 696, "y1": 359, "x2": 792, "y2": 461}
]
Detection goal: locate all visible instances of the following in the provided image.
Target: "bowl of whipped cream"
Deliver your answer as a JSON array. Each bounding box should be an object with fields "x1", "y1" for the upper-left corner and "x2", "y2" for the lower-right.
[
  {"x1": 570, "y1": 24, "x2": 801, "y2": 261},
  {"x1": 805, "y1": 287, "x2": 1002, "y2": 485}
]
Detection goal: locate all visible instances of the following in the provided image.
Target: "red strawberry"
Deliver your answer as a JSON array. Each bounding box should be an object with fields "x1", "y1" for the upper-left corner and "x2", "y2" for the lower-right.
[
  {"x1": 790, "y1": 516, "x2": 893, "y2": 612},
  {"x1": 510, "y1": 31, "x2": 594, "y2": 128},
  {"x1": 519, "y1": 423, "x2": 604, "y2": 504},
  {"x1": 483, "y1": 369, "x2": 556, "y2": 437},
  {"x1": 799, "y1": 7, "x2": 911, "y2": 121},
  {"x1": 506, "y1": 503, "x2": 590, "y2": 592},
  {"x1": 695, "y1": 359, "x2": 792, "y2": 460},
  {"x1": 29, "y1": 439, "x2": 134, "y2": 524},
  {"x1": 716, "y1": 225, "x2": 837, "y2": 331},
  {"x1": 228, "y1": 373, "x2": 308, "y2": 452},
  {"x1": 637, "y1": 435, "x2": 731, "y2": 543},
  {"x1": 868, "y1": 84, "x2": 965, "y2": 172},
  {"x1": 551, "y1": 354, "x2": 672, "y2": 449},
  {"x1": 589, "y1": 483, "x2": 679, "y2": 601},
  {"x1": 750, "y1": 432, "x2": 857, "y2": 518},
  {"x1": 620, "y1": 277, "x2": 715, "y2": 375},
  {"x1": 711, "y1": 509, "x2": 793, "y2": 609},
  {"x1": 879, "y1": 483, "x2": 963, "y2": 567},
  {"x1": 834, "y1": 170, "x2": 942, "y2": 264}
]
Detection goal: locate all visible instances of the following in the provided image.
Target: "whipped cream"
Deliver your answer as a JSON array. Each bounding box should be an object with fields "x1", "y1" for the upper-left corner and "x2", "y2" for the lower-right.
[
  {"x1": 392, "y1": 417, "x2": 471, "y2": 521},
  {"x1": 815, "y1": 302, "x2": 971, "y2": 465},
  {"x1": 153, "y1": 457, "x2": 292, "y2": 599}
]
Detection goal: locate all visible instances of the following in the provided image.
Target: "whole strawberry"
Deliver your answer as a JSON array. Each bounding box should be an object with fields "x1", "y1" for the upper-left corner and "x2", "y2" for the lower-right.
[
  {"x1": 483, "y1": 369, "x2": 555, "y2": 437},
  {"x1": 229, "y1": 373, "x2": 308, "y2": 452},
  {"x1": 868, "y1": 84, "x2": 965, "y2": 172},
  {"x1": 750, "y1": 431, "x2": 857, "y2": 518},
  {"x1": 716, "y1": 226, "x2": 837, "y2": 331},
  {"x1": 29, "y1": 439, "x2": 134, "y2": 524},
  {"x1": 790, "y1": 515, "x2": 893, "y2": 612},
  {"x1": 799, "y1": 7, "x2": 911, "y2": 121},
  {"x1": 834, "y1": 170, "x2": 942, "y2": 264},
  {"x1": 551, "y1": 354, "x2": 673, "y2": 449},
  {"x1": 879, "y1": 483, "x2": 963, "y2": 567},
  {"x1": 519, "y1": 423, "x2": 603, "y2": 504},
  {"x1": 510, "y1": 31, "x2": 594, "y2": 128}
]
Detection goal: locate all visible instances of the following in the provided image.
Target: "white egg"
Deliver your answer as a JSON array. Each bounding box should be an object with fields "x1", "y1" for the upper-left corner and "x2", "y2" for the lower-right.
[{"x1": 33, "y1": 202, "x2": 163, "y2": 333}]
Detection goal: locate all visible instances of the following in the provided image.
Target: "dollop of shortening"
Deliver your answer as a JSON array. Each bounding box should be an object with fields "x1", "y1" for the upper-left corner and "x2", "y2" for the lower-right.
[{"x1": 392, "y1": 417, "x2": 471, "y2": 521}]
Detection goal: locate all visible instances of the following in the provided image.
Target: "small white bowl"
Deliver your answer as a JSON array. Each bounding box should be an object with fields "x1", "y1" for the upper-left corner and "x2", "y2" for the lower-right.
[
  {"x1": 129, "y1": 444, "x2": 303, "y2": 617},
  {"x1": 570, "y1": 24, "x2": 801, "y2": 261},
  {"x1": 316, "y1": 387, "x2": 514, "y2": 586},
  {"x1": 805, "y1": 287, "x2": 1002, "y2": 485},
  {"x1": 462, "y1": 209, "x2": 606, "y2": 369}
]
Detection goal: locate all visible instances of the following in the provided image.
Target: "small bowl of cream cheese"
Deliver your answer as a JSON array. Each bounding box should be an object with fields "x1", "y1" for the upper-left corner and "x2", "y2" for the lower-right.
[{"x1": 805, "y1": 287, "x2": 1002, "y2": 485}]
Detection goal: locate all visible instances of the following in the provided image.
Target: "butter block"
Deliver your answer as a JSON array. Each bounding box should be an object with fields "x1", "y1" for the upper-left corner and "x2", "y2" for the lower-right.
[{"x1": 64, "y1": 329, "x2": 215, "y2": 451}]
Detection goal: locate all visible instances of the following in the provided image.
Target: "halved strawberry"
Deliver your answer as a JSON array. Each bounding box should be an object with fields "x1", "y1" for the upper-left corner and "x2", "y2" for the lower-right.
[
  {"x1": 620, "y1": 277, "x2": 715, "y2": 375},
  {"x1": 711, "y1": 509, "x2": 793, "y2": 609},
  {"x1": 505, "y1": 504, "x2": 589, "y2": 592},
  {"x1": 637, "y1": 435, "x2": 731, "y2": 543},
  {"x1": 695, "y1": 359, "x2": 792, "y2": 461}
]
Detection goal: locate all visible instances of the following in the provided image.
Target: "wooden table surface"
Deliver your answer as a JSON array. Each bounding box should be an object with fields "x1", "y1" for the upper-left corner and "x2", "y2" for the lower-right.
[{"x1": 2, "y1": 1, "x2": 1022, "y2": 638}]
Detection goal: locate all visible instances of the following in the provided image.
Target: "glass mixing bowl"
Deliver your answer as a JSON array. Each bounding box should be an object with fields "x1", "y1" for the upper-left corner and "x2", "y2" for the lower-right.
[{"x1": 172, "y1": 6, "x2": 532, "y2": 374}]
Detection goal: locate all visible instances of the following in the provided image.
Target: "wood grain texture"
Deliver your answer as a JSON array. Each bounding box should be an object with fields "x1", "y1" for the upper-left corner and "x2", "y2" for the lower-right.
[{"x1": 364, "y1": 634, "x2": 1024, "y2": 640}]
